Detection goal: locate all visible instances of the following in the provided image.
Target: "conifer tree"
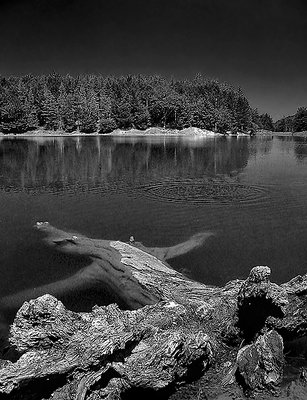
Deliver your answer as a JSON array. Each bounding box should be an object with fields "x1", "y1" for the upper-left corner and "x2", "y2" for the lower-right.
[
  {"x1": 259, "y1": 113, "x2": 274, "y2": 131},
  {"x1": 293, "y1": 107, "x2": 307, "y2": 132},
  {"x1": 58, "y1": 82, "x2": 67, "y2": 130},
  {"x1": 97, "y1": 93, "x2": 116, "y2": 133},
  {"x1": 234, "y1": 90, "x2": 251, "y2": 131},
  {"x1": 24, "y1": 89, "x2": 39, "y2": 130},
  {"x1": 42, "y1": 86, "x2": 59, "y2": 130}
]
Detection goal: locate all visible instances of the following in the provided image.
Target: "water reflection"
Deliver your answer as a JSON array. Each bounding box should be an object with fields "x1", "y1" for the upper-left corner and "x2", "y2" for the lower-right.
[
  {"x1": 277, "y1": 136, "x2": 307, "y2": 162},
  {"x1": 294, "y1": 137, "x2": 307, "y2": 161},
  {"x1": 0, "y1": 136, "x2": 252, "y2": 195},
  {"x1": 249, "y1": 136, "x2": 273, "y2": 157}
]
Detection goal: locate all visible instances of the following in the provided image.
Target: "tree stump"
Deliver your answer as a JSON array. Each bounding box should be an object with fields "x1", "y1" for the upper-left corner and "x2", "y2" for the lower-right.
[{"x1": 0, "y1": 222, "x2": 307, "y2": 399}]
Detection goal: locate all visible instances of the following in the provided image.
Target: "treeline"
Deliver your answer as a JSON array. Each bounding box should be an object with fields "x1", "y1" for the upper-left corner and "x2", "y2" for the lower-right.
[
  {"x1": 251, "y1": 111, "x2": 274, "y2": 131},
  {"x1": 0, "y1": 73, "x2": 261, "y2": 134},
  {"x1": 274, "y1": 107, "x2": 307, "y2": 133}
]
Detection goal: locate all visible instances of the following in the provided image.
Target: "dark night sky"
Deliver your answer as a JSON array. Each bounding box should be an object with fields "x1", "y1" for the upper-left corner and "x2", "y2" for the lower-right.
[{"x1": 0, "y1": 0, "x2": 306, "y2": 120}]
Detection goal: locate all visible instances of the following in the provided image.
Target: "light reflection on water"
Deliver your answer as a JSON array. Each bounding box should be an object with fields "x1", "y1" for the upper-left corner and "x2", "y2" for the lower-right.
[{"x1": 0, "y1": 135, "x2": 306, "y2": 330}]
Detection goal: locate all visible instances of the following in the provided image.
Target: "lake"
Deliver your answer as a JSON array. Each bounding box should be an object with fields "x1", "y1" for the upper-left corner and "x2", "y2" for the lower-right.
[{"x1": 0, "y1": 135, "x2": 307, "y2": 339}]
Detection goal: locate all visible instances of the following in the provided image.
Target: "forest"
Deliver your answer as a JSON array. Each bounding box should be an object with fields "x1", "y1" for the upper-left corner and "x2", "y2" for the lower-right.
[
  {"x1": 0, "y1": 73, "x2": 271, "y2": 134},
  {"x1": 274, "y1": 107, "x2": 307, "y2": 133}
]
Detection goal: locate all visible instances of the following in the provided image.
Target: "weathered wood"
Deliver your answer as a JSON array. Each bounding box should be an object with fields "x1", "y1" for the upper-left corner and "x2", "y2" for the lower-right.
[{"x1": 0, "y1": 222, "x2": 306, "y2": 399}]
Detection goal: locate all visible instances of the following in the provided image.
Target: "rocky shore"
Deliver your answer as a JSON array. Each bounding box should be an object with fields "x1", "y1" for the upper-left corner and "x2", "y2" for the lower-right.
[
  {"x1": 0, "y1": 223, "x2": 307, "y2": 399},
  {"x1": 0, "y1": 127, "x2": 219, "y2": 138},
  {"x1": 109, "y1": 127, "x2": 218, "y2": 136}
]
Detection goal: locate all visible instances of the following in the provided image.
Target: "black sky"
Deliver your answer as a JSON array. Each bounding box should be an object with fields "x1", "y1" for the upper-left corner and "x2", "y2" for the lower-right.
[{"x1": 0, "y1": 0, "x2": 306, "y2": 120}]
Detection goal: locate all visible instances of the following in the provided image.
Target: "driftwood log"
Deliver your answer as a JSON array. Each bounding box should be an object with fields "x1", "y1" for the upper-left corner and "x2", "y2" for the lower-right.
[{"x1": 0, "y1": 222, "x2": 307, "y2": 399}]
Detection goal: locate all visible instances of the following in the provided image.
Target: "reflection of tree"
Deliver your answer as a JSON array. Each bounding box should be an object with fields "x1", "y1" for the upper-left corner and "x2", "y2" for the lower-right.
[
  {"x1": 293, "y1": 137, "x2": 307, "y2": 161},
  {"x1": 0, "y1": 137, "x2": 251, "y2": 193},
  {"x1": 277, "y1": 136, "x2": 307, "y2": 162},
  {"x1": 257, "y1": 137, "x2": 273, "y2": 156},
  {"x1": 248, "y1": 137, "x2": 273, "y2": 158}
]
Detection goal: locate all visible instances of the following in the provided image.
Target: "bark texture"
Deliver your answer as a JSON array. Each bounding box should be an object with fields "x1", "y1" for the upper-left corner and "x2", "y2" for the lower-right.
[{"x1": 0, "y1": 222, "x2": 306, "y2": 399}]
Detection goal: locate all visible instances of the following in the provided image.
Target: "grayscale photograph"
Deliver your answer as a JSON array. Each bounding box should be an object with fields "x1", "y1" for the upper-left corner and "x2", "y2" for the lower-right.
[{"x1": 0, "y1": 1, "x2": 306, "y2": 399}]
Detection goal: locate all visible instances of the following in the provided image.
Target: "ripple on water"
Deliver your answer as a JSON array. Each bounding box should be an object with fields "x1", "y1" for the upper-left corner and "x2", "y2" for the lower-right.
[
  {"x1": 0, "y1": 178, "x2": 271, "y2": 208},
  {"x1": 136, "y1": 178, "x2": 270, "y2": 206}
]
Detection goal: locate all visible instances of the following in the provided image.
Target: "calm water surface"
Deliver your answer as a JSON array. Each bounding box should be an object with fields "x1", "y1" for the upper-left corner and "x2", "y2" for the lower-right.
[{"x1": 0, "y1": 135, "x2": 306, "y2": 334}]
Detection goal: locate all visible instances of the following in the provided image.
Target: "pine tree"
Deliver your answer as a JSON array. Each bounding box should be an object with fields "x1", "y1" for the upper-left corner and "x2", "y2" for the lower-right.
[
  {"x1": 97, "y1": 93, "x2": 116, "y2": 133},
  {"x1": 234, "y1": 90, "x2": 252, "y2": 131},
  {"x1": 131, "y1": 98, "x2": 151, "y2": 129},
  {"x1": 58, "y1": 82, "x2": 67, "y2": 130},
  {"x1": 87, "y1": 88, "x2": 99, "y2": 132},
  {"x1": 25, "y1": 89, "x2": 39, "y2": 130},
  {"x1": 42, "y1": 86, "x2": 59, "y2": 130},
  {"x1": 293, "y1": 107, "x2": 307, "y2": 132},
  {"x1": 75, "y1": 82, "x2": 97, "y2": 132},
  {"x1": 259, "y1": 113, "x2": 274, "y2": 131}
]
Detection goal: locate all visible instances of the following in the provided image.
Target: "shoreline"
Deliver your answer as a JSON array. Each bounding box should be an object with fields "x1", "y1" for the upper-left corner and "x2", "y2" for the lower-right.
[
  {"x1": 0, "y1": 127, "x2": 220, "y2": 138},
  {"x1": 0, "y1": 127, "x2": 306, "y2": 138}
]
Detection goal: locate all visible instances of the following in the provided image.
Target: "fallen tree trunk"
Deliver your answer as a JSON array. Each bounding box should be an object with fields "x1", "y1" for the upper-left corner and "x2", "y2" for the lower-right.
[{"x1": 0, "y1": 222, "x2": 307, "y2": 399}]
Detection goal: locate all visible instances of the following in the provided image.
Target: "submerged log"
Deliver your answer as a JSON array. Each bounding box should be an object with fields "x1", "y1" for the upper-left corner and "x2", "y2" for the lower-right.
[{"x1": 0, "y1": 222, "x2": 307, "y2": 399}]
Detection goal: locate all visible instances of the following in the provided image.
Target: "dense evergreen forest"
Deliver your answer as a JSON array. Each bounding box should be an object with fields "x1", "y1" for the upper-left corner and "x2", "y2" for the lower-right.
[
  {"x1": 0, "y1": 73, "x2": 272, "y2": 134},
  {"x1": 274, "y1": 107, "x2": 307, "y2": 133}
]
